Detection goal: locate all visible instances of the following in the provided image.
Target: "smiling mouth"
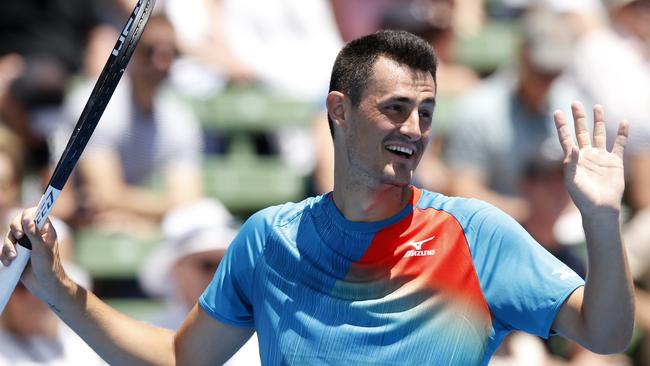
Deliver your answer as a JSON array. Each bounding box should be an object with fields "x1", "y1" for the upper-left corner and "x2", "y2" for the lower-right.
[{"x1": 385, "y1": 145, "x2": 415, "y2": 159}]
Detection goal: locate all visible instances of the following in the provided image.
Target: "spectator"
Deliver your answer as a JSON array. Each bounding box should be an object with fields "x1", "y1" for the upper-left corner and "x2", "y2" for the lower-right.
[
  {"x1": 0, "y1": 0, "x2": 102, "y2": 74},
  {"x1": 63, "y1": 14, "x2": 204, "y2": 230},
  {"x1": 138, "y1": 199, "x2": 260, "y2": 365},
  {"x1": 443, "y1": 7, "x2": 579, "y2": 221},
  {"x1": 160, "y1": 0, "x2": 258, "y2": 97},
  {"x1": 0, "y1": 55, "x2": 80, "y2": 223},
  {"x1": 215, "y1": 0, "x2": 342, "y2": 101},
  {"x1": 569, "y1": 0, "x2": 650, "y2": 211}
]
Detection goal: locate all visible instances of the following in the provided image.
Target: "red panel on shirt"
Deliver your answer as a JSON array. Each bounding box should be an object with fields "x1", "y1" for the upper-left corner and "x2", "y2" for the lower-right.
[{"x1": 354, "y1": 187, "x2": 491, "y2": 321}]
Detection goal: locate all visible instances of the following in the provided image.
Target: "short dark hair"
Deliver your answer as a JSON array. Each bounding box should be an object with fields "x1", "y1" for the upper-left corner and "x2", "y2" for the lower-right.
[{"x1": 327, "y1": 30, "x2": 438, "y2": 138}]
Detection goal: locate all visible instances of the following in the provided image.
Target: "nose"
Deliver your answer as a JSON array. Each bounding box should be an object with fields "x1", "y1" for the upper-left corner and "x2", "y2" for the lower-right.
[{"x1": 399, "y1": 109, "x2": 423, "y2": 141}]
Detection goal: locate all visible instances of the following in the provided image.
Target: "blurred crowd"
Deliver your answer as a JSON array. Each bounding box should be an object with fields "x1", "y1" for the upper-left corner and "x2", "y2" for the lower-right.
[{"x1": 0, "y1": 0, "x2": 649, "y2": 365}]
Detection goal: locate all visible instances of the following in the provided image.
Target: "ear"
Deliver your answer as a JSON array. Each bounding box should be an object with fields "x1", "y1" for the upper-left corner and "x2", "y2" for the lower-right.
[{"x1": 326, "y1": 91, "x2": 349, "y2": 130}]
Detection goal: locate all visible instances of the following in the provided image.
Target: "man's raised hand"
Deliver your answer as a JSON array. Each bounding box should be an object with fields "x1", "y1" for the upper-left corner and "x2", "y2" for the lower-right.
[{"x1": 553, "y1": 102, "x2": 629, "y2": 216}]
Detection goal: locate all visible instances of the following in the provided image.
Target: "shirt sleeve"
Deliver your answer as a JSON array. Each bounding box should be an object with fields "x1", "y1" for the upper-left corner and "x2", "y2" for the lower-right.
[
  {"x1": 198, "y1": 209, "x2": 270, "y2": 327},
  {"x1": 464, "y1": 204, "x2": 585, "y2": 338}
]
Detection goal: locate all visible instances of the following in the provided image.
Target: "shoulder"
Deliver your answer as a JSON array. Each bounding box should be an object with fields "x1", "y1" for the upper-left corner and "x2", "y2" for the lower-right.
[
  {"x1": 417, "y1": 189, "x2": 495, "y2": 219},
  {"x1": 417, "y1": 189, "x2": 515, "y2": 233},
  {"x1": 241, "y1": 195, "x2": 328, "y2": 235}
]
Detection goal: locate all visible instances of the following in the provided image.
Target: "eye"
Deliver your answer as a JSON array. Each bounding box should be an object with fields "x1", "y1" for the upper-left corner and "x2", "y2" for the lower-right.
[
  {"x1": 385, "y1": 104, "x2": 404, "y2": 113},
  {"x1": 419, "y1": 109, "x2": 432, "y2": 120}
]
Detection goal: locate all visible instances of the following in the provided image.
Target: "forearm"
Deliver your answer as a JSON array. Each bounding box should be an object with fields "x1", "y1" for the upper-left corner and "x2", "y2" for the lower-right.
[
  {"x1": 115, "y1": 165, "x2": 203, "y2": 218},
  {"x1": 42, "y1": 275, "x2": 175, "y2": 365},
  {"x1": 580, "y1": 211, "x2": 635, "y2": 351},
  {"x1": 115, "y1": 186, "x2": 173, "y2": 219}
]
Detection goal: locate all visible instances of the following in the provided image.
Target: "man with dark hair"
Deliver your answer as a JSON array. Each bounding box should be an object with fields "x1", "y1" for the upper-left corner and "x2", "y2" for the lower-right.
[
  {"x1": 2, "y1": 30, "x2": 635, "y2": 365},
  {"x1": 327, "y1": 30, "x2": 437, "y2": 137}
]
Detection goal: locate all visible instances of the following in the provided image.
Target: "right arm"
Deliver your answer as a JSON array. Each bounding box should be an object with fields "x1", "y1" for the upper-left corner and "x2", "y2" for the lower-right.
[{"x1": 1, "y1": 208, "x2": 250, "y2": 365}]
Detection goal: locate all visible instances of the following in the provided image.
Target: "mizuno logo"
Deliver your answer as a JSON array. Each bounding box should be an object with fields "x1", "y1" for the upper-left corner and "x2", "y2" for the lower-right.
[
  {"x1": 552, "y1": 267, "x2": 578, "y2": 281},
  {"x1": 403, "y1": 236, "x2": 436, "y2": 258}
]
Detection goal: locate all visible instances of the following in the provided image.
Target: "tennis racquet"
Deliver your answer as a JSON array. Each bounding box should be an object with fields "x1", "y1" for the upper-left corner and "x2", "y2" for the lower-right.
[{"x1": 0, "y1": 0, "x2": 156, "y2": 313}]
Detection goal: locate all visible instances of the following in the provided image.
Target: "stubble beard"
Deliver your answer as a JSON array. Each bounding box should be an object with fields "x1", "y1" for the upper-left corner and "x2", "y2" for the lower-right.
[{"x1": 346, "y1": 149, "x2": 413, "y2": 190}]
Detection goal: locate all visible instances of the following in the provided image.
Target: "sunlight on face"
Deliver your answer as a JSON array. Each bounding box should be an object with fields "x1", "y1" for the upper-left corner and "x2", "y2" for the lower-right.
[{"x1": 341, "y1": 57, "x2": 436, "y2": 188}]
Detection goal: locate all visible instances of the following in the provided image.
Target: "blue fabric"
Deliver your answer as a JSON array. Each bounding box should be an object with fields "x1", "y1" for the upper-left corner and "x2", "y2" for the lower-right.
[
  {"x1": 199, "y1": 189, "x2": 584, "y2": 365},
  {"x1": 415, "y1": 192, "x2": 585, "y2": 358}
]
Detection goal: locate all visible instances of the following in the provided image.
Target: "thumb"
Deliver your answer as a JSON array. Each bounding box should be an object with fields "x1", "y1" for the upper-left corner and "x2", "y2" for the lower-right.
[{"x1": 37, "y1": 219, "x2": 58, "y2": 250}]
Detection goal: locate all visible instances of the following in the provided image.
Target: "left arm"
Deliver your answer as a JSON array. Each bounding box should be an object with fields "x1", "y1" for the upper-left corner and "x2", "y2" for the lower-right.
[{"x1": 551, "y1": 102, "x2": 635, "y2": 354}]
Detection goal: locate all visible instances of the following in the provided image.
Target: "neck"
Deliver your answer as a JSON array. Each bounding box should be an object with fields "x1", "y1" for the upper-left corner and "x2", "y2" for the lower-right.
[{"x1": 332, "y1": 178, "x2": 413, "y2": 222}]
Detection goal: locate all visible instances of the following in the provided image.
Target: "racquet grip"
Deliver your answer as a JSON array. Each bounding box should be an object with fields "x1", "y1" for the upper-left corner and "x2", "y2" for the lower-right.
[{"x1": 0, "y1": 245, "x2": 31, "y2": 312}]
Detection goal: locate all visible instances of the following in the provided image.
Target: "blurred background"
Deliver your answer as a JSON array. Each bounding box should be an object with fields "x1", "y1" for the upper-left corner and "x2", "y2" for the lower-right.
[{"x1": 0, "y1": 0, "x2": 649, "y2": 364}]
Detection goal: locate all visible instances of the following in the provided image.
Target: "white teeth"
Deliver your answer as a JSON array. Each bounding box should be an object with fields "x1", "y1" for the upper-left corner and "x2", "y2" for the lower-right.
[{"x1": 386, "y1": 145, "x2": 414, "y2": 156}]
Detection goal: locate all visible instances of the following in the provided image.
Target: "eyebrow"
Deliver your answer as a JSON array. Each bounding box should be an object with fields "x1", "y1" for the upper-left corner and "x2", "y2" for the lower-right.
[
  {"x1": 422, "y1": 98, "x2": 436, "y2": 109},
  {"x1": 389, "y1": 96, "x2": 436, "y2": 107}
]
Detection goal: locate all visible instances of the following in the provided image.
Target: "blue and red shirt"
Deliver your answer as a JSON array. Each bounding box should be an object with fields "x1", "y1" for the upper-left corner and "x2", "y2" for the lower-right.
[{"x1": 199, "y1": 187, "x2": 584, "y2": 365}]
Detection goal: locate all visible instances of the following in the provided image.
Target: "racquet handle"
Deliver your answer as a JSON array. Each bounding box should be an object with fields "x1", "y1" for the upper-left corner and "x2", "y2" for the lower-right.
[
  {"x1": 0, "y1": 245, "x2": 31, "y2": 311},
  {"x1": 0, "y1": 185, "x2": 59, "y2": 313}
]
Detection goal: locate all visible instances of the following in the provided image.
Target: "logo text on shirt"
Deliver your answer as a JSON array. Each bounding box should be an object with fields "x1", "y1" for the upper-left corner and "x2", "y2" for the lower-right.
[{"x1": 403, "y1": 236, "x2": 436, "y2": 257}]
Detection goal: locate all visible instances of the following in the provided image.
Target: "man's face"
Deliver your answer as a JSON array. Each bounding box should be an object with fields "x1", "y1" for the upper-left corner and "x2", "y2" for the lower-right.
[
  {"x1": 131, "y1": 20, "x2": 177, "y2": 86},
  {"x1": 172, "y1": 250, "x2": 224, "y2": 308},
  {"x1": 341, "y1": 57, "x2": 436, "y2": 187}
]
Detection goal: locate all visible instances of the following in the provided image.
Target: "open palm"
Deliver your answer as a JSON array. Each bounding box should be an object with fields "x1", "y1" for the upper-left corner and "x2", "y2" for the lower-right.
[{"x1": 554, "y1": 102, "x2": 629, "y2": 215}]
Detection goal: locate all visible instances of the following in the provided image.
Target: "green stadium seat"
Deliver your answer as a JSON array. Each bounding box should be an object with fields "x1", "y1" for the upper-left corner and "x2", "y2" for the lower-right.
[
  {"x1": 75, "y1": 228, "x2": 162, "y2": 279},
  {"x1": 195, "y1": 85, "x2": 315, "y2": 132},
  {"x1": 203, "y1": 154, "x2": 306, "y2": 215},
  {"x1": 454, "y1": 20, "x2": 521, "y2": 75},
  {"x1": 194, "y1": 85, "x2": 313, "y2": 216}
]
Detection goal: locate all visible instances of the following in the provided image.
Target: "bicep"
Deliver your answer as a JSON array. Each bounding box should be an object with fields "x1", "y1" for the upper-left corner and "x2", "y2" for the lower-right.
[
  {"x1": 551, "y1": 285, "x2": 587, "y2": 344},
  {"x1": 175, "y1": 304, "x2": 255, "y2": 366}
]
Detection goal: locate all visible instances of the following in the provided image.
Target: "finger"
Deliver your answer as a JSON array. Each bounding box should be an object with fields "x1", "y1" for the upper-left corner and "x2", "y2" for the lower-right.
[
  {"x1": 554, "y1": 110, "x2": 575, "y2": 159},
  {"x1": 1, "y1": 232, "x2": 18, "y2": 266},
  {"x1": 8, "y1": 211, "x2": 25, "y2": 241},
  {"x1": 593, "y1": 104, "x2": 607, "y2": 149},
  {"x1": 20, "y1": 208, "x2": 41, "y2": 244},
  {"x1": 611, "y1": 120, "x2": 629, "y2": 159},
  {"x1": 21, "y1": 208, "x2": 37, "y2": 235},
  {"x1": 572, "y1": 101, "x2": 591, "y2": 149}
]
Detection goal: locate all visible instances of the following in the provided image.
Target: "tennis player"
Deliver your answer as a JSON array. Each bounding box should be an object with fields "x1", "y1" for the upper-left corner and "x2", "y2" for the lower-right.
[{"x1": 2, "y1": 30, "x2": 634, "y2": 365}]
